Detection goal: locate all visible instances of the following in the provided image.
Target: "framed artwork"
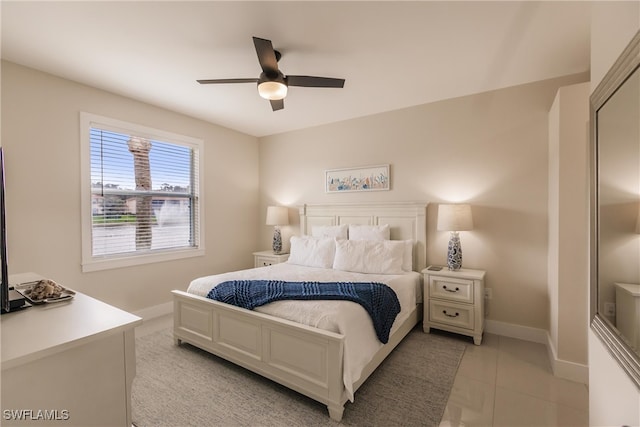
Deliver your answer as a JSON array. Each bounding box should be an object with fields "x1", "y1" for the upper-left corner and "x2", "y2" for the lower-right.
[{"x1": 325, "y1": 164, "x2": 390, "y2": 193}]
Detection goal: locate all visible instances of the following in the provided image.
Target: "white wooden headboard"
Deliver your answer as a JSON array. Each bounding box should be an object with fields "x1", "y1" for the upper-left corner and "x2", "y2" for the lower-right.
[{"x1": 298, "y1": 202, "x2": 428, "y2": 272}]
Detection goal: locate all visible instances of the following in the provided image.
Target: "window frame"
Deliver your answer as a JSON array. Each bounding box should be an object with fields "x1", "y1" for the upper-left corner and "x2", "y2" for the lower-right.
[{"x1": 80, "y1": 112, "x2": 205, "y2": 272}]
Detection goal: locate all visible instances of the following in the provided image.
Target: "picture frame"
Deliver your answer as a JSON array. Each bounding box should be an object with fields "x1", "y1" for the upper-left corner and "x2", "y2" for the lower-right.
[{"x1": 325, "y1": 164, "x2": 390, "y2": 193}]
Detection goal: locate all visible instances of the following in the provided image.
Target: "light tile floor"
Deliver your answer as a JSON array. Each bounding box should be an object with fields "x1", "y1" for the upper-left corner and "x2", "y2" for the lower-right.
[
  {"x1": 135, "y1": 316, "x2": 589, "y2": 426},
  {"x1": 439, "y1": 332, "x2": 589, "y2": 427}
]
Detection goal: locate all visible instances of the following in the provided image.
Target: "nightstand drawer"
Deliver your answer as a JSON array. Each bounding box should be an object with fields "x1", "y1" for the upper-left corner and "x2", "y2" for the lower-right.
[
  {"x1": 429, "y1": 300, "x2": 474, "y2": 330},
  {"x1": 253, "y1": 251, "x2": 290, "y2": 268},
  {"x1": 255, "y1": 256, "x2": 273, "y2": 267},
  {"x1": 255, "y1": 256, "x2": 277, "y2": 267},
  {"x1": 429, "y1": 276, "x2": 474, "y2": 303}
]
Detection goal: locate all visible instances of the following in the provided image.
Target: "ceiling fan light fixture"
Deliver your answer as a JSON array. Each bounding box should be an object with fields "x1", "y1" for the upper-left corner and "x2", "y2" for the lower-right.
[{"x1": 258, "y1": 80, "x2": 288, "y2": 100}]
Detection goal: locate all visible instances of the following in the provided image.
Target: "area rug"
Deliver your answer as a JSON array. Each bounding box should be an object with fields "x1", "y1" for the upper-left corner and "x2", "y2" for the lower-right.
[{"x1": 132, "y1": 325, "x2": 466, "y2": 426}]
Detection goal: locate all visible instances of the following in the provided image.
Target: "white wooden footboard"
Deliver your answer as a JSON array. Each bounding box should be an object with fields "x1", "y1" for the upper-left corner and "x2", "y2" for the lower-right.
[
  {"x1": 172, "y1": 290, "x2": 347, "y2": 420},
  {"x1": 173, "y1": 202, "x2": 427, "y2": 420},
  {"x1": 172, "y1": 289, "x2": 420, "y2": 421}
]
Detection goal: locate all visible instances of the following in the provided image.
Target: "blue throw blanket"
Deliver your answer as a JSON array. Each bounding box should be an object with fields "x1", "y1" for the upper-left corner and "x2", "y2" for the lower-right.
[{"x1": 207, "y1": 280, "x2": 400, "y2": 344}]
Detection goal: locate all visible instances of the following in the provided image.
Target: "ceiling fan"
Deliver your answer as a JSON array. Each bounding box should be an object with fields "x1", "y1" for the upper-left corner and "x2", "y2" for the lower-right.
[{"x1": 197, "y1": 37, "x2": 345, "y2": 111}]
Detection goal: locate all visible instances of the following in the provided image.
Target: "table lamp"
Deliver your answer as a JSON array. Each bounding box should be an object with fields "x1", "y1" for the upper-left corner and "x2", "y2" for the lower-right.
[
  {"x1": 266, "y1": 206, "x2": 289, "y2": 254},
  {"x1": 437, "y1": 204, "x2": 473, "y2": 270}
]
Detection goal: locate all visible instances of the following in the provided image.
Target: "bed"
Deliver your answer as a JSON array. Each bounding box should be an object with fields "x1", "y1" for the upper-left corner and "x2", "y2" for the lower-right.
[{"x1": 172, "y1": 202, "x2": 427, "y2": 421}]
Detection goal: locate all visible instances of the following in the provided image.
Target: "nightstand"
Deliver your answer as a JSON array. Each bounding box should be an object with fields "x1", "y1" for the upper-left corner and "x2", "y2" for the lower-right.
[
  {"x1": 614, "y1": 283, "x2": 640, "y2": 350},
  {"x1": 253, "y1": 251, "x2": 290, "y2": 268},
  {"x1": 422, "y1": 266, "x2": 486, "y2": 345}
]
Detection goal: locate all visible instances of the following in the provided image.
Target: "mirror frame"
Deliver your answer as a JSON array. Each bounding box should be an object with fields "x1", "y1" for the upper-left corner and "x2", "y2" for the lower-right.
[{"x1": 590, "y1": 29, "x2": 640, "y2": 389}]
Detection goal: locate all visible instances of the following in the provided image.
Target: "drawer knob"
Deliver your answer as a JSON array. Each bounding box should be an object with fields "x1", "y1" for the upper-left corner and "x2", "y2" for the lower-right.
[
  {"x1": 443, "y1": 310, "x2": 460, "y2": 318},
  {"x1": 443, "y1": 285, "x2": 460, "y2": 293}
]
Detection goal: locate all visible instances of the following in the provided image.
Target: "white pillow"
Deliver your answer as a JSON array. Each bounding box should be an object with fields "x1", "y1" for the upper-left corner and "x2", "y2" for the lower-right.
[
  {"x1": 402, "y1": 240, "x2": 414, "y2": 271},
  {"x1": 333, "y1": 239, "x2": 405, "y2": 274},
  {"x1": 311, "y1": 224, "x2": 348, "y2": 239},
  {"x1": 348, "y1": 224, "x2": 390, "y2": 240},
  {"x1": 287, "y1": 236, "x2": 336, "y2": 269}
]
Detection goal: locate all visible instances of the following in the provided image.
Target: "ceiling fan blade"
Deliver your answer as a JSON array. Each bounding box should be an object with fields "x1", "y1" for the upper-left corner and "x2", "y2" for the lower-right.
[
  {"x1": 197, "y1": 78, "x2": 258, "y2": 84},
  {"x1": 287, "y1": 75, "x2": 345, "y2": 88},
  {"x1": 253, "y1": 37, "x2": 279, "y2": 73},
  {"x1": 270, "y1": 99, "x2": 284, "y2": 111}
]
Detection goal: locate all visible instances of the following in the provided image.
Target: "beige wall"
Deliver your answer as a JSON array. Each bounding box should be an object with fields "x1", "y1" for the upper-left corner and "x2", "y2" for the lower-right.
[
  {"x1": 0, "y1": 61, "x2": 260, "y2": 312},
  {"x1": 589, "y1": 1, "x2": 640, "y2": 426},
  {"x1": 547, "y1": 82, "x2": 590, "y2": 369},
  {"x1": 259, "y1": 72, "x2": 588, "y2": 331}
]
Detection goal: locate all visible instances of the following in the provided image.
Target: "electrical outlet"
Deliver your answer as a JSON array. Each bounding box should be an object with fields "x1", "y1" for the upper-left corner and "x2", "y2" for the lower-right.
[
  {"x1": 484, "y1": 288, "x2": 493, "y2": 300},
  {"x1": 605, "y1": 302, "x2": 616, "y2": 316}
]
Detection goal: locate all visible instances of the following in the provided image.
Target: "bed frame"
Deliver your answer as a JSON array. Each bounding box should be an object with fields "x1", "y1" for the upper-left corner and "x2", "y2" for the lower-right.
[{"x1": 172, "y1": 202, "x2": 427, "y2": 421}]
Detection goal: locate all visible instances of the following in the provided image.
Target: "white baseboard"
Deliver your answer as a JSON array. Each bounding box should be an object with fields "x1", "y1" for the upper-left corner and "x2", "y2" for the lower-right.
[
  {"x1": 485, "y1": 319, "x2": 548, "y2": 344},
  {"x1": 484, "y1": 319, "x2": 588, "y2": 385},
  {"x1": 546, "y1": 332, "x2": 589, "y2": 385},
  {"x1": 133, "y1": 301, "x2": 173, "y2": 321}
]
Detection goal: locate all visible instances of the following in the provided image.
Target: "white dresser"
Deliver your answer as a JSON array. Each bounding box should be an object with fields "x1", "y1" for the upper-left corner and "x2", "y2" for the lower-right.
[
  {"x1": 422, "y1": 267, "x2": 486, "y2": 345},
  {"x1": 1, "y1": 273, "x2": 142, "y2": 426},
  {"x1": 614, "y1": 282, "x2": 640, "y2": 351}
]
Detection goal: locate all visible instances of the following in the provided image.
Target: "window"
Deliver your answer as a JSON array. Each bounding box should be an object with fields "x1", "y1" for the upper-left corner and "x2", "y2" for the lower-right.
[{"x1": 80, "y1": 113, "x2": 204, "y2": 272}]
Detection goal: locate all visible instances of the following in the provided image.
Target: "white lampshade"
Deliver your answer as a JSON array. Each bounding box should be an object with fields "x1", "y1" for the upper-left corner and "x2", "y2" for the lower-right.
[
  {"x1": 266, "y1": 206, "x2": 289, "y2": 226},
  {"x1": 636, "y1": 206, "x2": 640, "y2": 234},
  {"x1": 258, "y1": 81, "x2": 288, "y2": 100},
  {"x1": 437, "y1": 204, "x2": 473, "y2": 232}
]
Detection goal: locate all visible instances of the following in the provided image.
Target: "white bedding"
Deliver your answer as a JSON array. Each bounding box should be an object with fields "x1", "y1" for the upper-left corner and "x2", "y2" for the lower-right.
[{"x1": 187, "y1": 263, "x2": 422, "y2": 400}]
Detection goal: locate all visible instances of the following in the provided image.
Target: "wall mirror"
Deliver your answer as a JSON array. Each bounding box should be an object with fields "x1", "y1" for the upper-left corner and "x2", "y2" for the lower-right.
[{"x1": 591, "y1": 29, "x2": 640, "y2": 388}]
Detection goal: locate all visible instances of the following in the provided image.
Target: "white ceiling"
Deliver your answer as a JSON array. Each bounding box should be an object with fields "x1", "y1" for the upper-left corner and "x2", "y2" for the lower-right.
[{"x1": 1, "y1": 1, "x2": 591, "y2": 137}]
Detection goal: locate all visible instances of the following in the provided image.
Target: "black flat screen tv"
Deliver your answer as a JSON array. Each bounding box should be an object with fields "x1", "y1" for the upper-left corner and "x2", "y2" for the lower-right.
[
  {"x1": 1, "y1": 147, "x2": 10, "y2": 313},
  {"x1": 0, "y1": 147, "x2": 26, "y2": 314}
]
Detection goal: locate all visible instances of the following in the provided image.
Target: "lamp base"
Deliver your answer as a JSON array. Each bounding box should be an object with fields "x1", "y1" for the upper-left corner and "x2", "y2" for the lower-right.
[
  {"x1": 272, "y1": 226, "x2": 283, "y2": 254},
  {"x1": 447, "y1": 231, "x2": 462, "y2": 270}
]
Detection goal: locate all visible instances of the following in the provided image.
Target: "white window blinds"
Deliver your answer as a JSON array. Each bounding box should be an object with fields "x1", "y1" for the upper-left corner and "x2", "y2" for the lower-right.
[{"x1": 81, "y1": 113, "x2": 204, "y2": 271}]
